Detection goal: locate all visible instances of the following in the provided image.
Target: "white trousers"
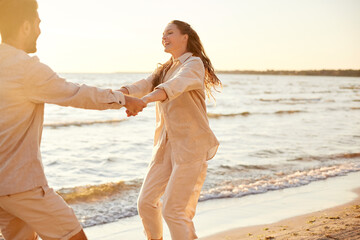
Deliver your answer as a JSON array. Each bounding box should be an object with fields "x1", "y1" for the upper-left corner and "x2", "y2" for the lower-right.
[
  {"x1": 0, "y1": 186, "x2": 81, "y2": 240},
  {"x1": 137, "y1": 140, "x2": 208, "y2": 240}
]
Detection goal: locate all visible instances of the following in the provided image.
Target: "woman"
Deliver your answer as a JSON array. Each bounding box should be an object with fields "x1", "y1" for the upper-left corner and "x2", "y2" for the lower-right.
[{"x1": 120, "y1": 20, "x2": 221, "y2": 240}]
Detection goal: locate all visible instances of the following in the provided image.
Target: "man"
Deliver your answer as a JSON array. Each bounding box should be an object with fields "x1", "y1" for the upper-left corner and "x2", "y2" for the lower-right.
[{"x1": 0, "y1": 0, "x2": 146, "y2": 239}]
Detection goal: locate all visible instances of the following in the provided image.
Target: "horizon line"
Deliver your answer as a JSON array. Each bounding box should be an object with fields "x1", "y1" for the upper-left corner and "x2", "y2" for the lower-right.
[{"x1": 58, "y1": 68, "x2": 360, "y2": 74}]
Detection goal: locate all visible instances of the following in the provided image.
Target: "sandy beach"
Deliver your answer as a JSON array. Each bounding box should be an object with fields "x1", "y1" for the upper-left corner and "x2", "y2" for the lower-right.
[
  {"x1": 201, "y1": 188, "x2": 360, "y2": 240},
  {"x1": 1, "y1": 200, "x2": 359, "y2": 240},
  {"x1": 1, "y1": 195, "x2": 360, "y2": 240}
]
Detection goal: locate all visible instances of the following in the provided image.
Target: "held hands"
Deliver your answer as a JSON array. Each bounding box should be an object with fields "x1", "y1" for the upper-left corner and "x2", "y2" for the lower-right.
[
  {"x1": 124, "y1": 95, "x2": 147, "y2": 117},
  {"x1": 120, "y1": 87, "x2": 167, "y2": 117}
]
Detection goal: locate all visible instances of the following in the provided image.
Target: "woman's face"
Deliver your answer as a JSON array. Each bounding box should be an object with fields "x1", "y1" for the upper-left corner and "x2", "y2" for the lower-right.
[{"x1": 162, "y1": 23, "x2": 188, "y2": 55}]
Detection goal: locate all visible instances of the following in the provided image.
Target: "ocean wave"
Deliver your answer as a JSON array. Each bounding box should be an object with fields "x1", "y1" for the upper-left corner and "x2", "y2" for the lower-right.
[
  {"x1": 64, "y1": 160, "x2": 360, "y2": 228},
  {"x1": 57, "y1": 180, "x2": 141, "y2": 204},
  {"x1": 44, "y1": 119, "x2": 126, "y2": 128},
  {"x1": 259, "y1": 98, "x2": 321, "y2": 104},
  {"x1": 220, "y1": 164, "x2": 274, "y2": 171},
  {"x1": 66, "y1": 182, "x2": 141, "y2": 227},
  {"x1": 340, "y1": 85, "x2": 360, "y2": 90},
  {"x1": 274, "y1": 110, "x2": 304, "y2": 114},
  {"x1": 207, "y1": 110, "x2": 305, "y2": 118},
  {"x1": 288, "y1": 152, "x2": 360, "y2": 162},
  {"x1": 199, "y1": 163, "x2": 360, "y2": 201},
  {"x1": 218, "y1": 164, "x2": 276, "y2": 174},
  {"x1": 58, "y1": 153, "x2": 360, "y2": 205},
  {"x1": 207, "y1": 112, "x2": 250, "y2": 118}
]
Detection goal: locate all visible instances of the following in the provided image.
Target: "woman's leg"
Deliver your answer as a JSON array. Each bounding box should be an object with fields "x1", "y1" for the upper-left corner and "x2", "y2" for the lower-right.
[
  {"x1": 137, "y1": 142, "x2": 173, "y2": 240},
  {"x1": 162, "y1": 160, "x2": 208, "y2": 240}
]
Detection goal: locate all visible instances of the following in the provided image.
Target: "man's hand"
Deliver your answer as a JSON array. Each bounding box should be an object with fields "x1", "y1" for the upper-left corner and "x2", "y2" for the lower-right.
[{"x1": 124, "y1": 95, "x2": 146, "y2": 117}]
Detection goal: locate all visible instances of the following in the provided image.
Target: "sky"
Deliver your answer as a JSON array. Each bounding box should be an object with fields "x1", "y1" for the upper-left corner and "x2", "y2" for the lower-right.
[{"x1": 14, "y1": 0, "x2": 360, "y2": 72}]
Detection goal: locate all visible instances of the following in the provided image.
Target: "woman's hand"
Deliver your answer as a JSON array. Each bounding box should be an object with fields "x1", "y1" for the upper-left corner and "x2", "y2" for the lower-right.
[{"x1": 124, "y1": 95, "x2": 147, "y2": 117}]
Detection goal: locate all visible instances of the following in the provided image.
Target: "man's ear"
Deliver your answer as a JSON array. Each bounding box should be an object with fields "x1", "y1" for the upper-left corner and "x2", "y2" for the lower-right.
[{"x1": 20, "y1": 20, "x2": 32, "y2": 37}]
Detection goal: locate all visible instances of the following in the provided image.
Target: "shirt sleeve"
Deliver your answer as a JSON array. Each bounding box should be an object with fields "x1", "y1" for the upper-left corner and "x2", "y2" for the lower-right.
[
  {"x1": 24, "y1": 58, "x2": 125, "y2": 110},
  {"x1": 122, "y1": 73, "x2": 155, "y2": 98},
  {"x1": 155, "y1": 58, "x2": 205, "y2": 103}
]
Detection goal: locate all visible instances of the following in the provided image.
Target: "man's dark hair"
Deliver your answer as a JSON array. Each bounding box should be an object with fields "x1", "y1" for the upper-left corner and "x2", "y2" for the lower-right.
[{"x1": 0, "y1": 0, "x2": 38, "y2": 40}]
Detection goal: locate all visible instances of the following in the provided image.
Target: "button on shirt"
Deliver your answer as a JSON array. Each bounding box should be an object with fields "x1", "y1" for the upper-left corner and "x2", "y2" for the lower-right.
[
  {"x1": 0, "y1": 43, "x2": 125, "y2": 196},
  {"x1": 123, "y1": 52, "x2": 219, "y2": 164}
]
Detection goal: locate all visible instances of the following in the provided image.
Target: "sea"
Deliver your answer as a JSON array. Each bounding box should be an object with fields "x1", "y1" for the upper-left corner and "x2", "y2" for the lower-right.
[{"x1": 40, "y1": 73, "x2": 360, "y2": 228}]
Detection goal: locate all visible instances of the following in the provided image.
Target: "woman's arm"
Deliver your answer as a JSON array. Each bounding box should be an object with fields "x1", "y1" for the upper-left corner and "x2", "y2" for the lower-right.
[
  {"x1": 142, "y1": 89, "x2": 168, "y2": 104},
  {"x1": 120, "y1": 73, "x2": 155, "y2": 98},
  {"x1": 154, "y1": 58, "x2": 205, "y2": 103}
]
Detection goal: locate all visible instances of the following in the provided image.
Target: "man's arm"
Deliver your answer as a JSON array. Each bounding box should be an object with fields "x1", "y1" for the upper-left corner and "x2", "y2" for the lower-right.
[
  {"x1": 23, "y1": 57, "x2": 147, "y2": 114},
  {"x1": 24, "y1": 60, "x2": 125, "y2": 110}
]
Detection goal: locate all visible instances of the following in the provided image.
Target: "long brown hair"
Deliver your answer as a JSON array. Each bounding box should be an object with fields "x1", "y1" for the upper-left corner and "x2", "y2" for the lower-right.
[{"x1": 152, "y1": 20, "x2": 222, "y2": 99}]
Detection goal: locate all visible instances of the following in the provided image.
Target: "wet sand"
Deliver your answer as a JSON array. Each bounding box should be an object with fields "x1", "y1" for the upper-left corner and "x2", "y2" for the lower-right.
[{"x1": 201, "y1": 188, "x2": 360, "y2": 240}]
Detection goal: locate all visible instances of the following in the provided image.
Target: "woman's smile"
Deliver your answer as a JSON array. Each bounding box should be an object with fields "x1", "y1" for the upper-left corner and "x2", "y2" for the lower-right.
[{"x1": 162, "y1": 41, "x2": 170, "y2": 47}]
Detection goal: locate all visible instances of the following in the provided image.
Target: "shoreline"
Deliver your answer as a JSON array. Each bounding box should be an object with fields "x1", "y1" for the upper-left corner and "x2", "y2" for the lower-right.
[
  {"x1": 201, "y1": 188, "x2": 360, "y2": 240},
  {"x1": 1, "y1": 172, "x2": 359, "y2": 240},
  {"x1": 84, "y1": 171, "x2": 360, "y2": 239},
  {"x1": 59, "y1": 70, "x2": 360, "y2": 77}
]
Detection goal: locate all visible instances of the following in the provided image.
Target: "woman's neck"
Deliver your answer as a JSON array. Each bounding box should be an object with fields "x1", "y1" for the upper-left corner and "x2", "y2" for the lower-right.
[{"x1": 170, "y1": 48, "x2": 187, "y2": 60}]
